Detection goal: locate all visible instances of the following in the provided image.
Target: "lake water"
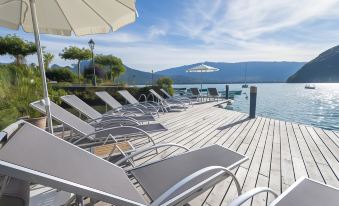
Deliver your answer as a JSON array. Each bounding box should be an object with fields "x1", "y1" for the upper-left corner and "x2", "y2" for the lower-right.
[{"x1": 173, "y1": 83, "x2": 339, "y2": 131}]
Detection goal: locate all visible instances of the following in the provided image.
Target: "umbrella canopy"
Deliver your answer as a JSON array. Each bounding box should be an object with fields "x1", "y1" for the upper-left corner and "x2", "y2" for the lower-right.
[
  {"x1": 0, "y1": 0, "x2": 137, "y2": 134},
  {"x1": 0, "y1": 0, "x2": 137, "y2": 36},
  {"x1": 186, "y1": 64, "x2": 219, "y2": 91},
  {"x1": 186, "y1": 64, "x2": 220, "y2": 73}
]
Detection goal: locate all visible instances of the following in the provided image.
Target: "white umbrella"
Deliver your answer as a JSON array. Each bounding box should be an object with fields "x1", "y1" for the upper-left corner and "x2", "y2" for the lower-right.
[
  {"x1": 0, "y1": 0, "x2": 137, "y2": 134},
  {"x1": 186, "y1": 64, "x2": 219, "y2": 91}
]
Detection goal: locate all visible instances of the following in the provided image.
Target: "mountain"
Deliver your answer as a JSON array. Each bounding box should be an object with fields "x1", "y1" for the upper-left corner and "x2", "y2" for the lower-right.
[
  {"x1": 117, "y1": 66, "x2": 200, "y2": 84},
  {"x1": 118, "y1": 66, "x2": 160, "y2": 85},
  {"x1": 157, "y1": 61, "x2": 305, "y2": 83},
  {"x1": 287, "y1": 45, "x2": 339, "y2": 83}
]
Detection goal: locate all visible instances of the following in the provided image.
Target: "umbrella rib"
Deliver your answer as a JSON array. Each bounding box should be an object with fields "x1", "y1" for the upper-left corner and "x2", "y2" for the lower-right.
[
  {"x1": 19, "y1": 0, "x2": 22, "y2": 25},
  {"x1": 115, "y1": 0, "x2": 136, "y2": 13},
  {"x1": 54, "y1": 0, "x2": 76, "y2": 35},
  {"x1": 81, "y1": 0, "x2": 114, "y2": 31}
]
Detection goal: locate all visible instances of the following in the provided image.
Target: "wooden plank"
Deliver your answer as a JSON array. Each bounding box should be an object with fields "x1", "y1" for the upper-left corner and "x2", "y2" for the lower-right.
[
  {"x1": 292, "y1": 124, "x2": 324, "y2": 182},
  {"x1": 203, "y1": 117, "x2": 263, "y2": 206},
  {"x1": 323, "y1": 130, "x2": 339, "y2": 147},
  {"x1": 279, "y1": 121, "x2": 295, "y2": 190},
  {"x1": 267, "y1": 119, "x2": 281, "y2": 204},
  {"x1": 285, "y1": 122, "x2": 308, "y2": 179},
  {"x1": 92, "y1": 141, "x2": 133, "y2": 158},
  {"x1": 305, "y1": 127, "x2": 339, "y2": 182}
]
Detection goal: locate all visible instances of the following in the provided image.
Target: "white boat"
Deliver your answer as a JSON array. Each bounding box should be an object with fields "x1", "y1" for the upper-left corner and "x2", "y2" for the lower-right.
[
  {"x1": 305, "y1": 84, "x2": 316, "y2": 89},
  {"x1": 242, "y1": 63, "x2": 249, "y2": 88}
]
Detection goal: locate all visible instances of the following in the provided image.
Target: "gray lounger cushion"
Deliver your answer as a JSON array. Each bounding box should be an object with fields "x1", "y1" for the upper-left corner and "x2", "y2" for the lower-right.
[
  {"x1": 0, "y1": 123, "x2": 146, "y2": 206},
  {"x1": 130, "y1": 144, "x2": 246, "y2": 202},
  {"x1": 270, "y1": 178, "x2": 339, "y2": 206},
  {"x1": 61, "y1": 95, "x2": 156, "y2": 122},
  {"x1": 30, "y1": 100, "x2": 166, "y2": 138}
]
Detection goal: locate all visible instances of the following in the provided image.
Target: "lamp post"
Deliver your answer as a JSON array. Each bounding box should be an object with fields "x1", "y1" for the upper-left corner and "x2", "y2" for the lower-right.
[
  {"x1": 88, "y1": 39, "x2": 96, "y2": 86},
  {"x1": 152, "y1": 69, "x2": 154, "y2": 87}
]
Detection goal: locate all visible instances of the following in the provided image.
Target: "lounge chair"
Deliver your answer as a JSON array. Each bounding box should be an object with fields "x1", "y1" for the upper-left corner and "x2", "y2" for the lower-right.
[
  {"x1": 207, "y1": 88, "x2": 222, "y2": 101},
  {"x1": 96, "y1": 91, "x2": 159, "y2": 116},
  {"x1": 61, "y1": 95, "x2": 156, "y2": 123},
  {"x1": 159, "y1": 88, "x2": 192, "y2": 104},
  {"x1": 229, "y1": 177, "x2": 339, "y2": 206},
  {"x1": 189, "y1": 88, "x2": 204, "y2": 101},
  {"x1": 149, "y1": 89, "x2": 188, "y2": 111},
  {"x1": 30, "y1": 100, "x2": 167, "y2": 145},
  {"x1": 118, "y1": 90, "x2": 165, "y2": 113},
  {"x1": 0, "y1": 121, "x2": 247, "y2": 206}
]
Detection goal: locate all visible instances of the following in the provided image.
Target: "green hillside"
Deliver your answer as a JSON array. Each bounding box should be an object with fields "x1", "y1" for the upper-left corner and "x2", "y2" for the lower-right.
[{"x1": 287, "y1": 45, "x2": 339, "y2": 83}]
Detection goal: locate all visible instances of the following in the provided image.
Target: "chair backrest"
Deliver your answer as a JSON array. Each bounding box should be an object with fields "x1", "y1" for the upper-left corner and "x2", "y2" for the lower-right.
[
  {"x1": 190, "y1": 88, "x2": 200, "y2": 96},
  {"x1": 149, "y1": 89, "x2": 164, "y2": 102},
  {"x1": 118, "y1": 90, "x2": 139, "y2": 104},
  {"x1": 95, "y1": 91, "x2": 123, "y2": 109},
  {"x1": 207, "y1": 88, "x2": 219, "y2": 96},
  {"x1": 61, "y1": 95, "x2": 102, "y2": 120},
  {"x1": 160, "y1": 89, "x2": 171, "y2": 98},
  {"x1": 30, "y1": 100, "x2": 95, "y2": 136},
  {"x1": 0, "y1": 122, "x2": 146, "y2": 206}
]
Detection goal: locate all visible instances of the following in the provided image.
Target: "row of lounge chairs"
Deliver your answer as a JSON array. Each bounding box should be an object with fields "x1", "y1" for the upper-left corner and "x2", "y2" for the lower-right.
[
  {"x1": 1, "y1": 122, "x2": 338, "y2": 206},
  {"x1": 185, "y1": 88, "x2": 226, "y2": 102},
  {"x1": 0, "y1": 89, "x2": 337, "y2": 205}
]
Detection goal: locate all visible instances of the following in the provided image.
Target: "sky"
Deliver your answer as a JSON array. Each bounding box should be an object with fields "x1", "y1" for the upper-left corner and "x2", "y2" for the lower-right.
[{"x1": 1, "y1": 0, "x2": 339, "y2": 72}]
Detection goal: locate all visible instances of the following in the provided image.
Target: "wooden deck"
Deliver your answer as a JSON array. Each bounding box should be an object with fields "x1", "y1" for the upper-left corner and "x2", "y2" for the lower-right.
[{"x1": 127, "y1": 101, "x2": 339, "y2": 206}]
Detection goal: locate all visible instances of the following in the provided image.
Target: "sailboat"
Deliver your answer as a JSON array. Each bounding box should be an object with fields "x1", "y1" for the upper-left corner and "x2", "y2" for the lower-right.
[
  {"x1": 242, "y1": 63, "x2": 249, "y2": 88},
  {"x1": 305, "y1": 84, "x2": 316, "y2": 89}
]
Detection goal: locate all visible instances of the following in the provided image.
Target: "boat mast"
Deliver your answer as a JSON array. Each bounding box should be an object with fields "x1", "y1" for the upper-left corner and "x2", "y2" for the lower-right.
[{"x1": 244, "y1": 63, "x2": 247, "y2": 84}]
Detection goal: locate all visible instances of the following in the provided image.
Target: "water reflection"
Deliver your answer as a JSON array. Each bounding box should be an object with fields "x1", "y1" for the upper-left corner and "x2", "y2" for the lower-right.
[{"x1": 174, "y1": 83, "x2": 339, "y2": 131}]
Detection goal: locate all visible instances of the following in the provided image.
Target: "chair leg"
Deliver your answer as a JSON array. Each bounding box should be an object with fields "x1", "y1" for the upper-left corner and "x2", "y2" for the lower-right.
[{"x1": 75, "y1": 195, "x2": 84, "y2": 206}]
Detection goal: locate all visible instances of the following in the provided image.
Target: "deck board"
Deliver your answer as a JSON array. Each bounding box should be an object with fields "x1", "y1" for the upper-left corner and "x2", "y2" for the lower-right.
[{"x1": 91, "y1": 101, "x2": 338, "y2": 206}]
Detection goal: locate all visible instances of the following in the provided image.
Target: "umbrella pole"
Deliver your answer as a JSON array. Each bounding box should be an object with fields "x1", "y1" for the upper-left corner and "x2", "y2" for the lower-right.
[{"x1": 29, "y1": 0, "x2": 54, "y2": 134}]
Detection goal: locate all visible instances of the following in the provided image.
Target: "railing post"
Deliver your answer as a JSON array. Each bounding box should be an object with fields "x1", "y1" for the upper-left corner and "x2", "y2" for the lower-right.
[
  {"x1": 225, "y1": 85, "x2": 229, "y2": 99},
  {"x1": 249, "y1": 86, "x2": 257, "y2": 118}
]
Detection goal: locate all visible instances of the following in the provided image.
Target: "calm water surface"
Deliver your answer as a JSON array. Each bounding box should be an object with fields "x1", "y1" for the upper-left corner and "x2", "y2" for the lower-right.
[{"x1": 174, "y1": 83, "x2": 339, "y2": 131}]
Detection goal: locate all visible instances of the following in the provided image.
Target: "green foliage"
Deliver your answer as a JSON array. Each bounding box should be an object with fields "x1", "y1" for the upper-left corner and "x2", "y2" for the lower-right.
[
  {"x1": 46, "y1": 68, "x2": 77, "y2": 82},
  {"x1": 0, "y1": 65, "x2": 68, "y2": 130},
  {"x1": 95, "y1": 54, "x2": 125, "y2": 83},
  {"x1": 83, "y1": 65, "x2": 106, "y2": 80},
  {"x1": 0, "y1": 34, "x2": 36, "y2": 65},
  {"x1": 0, "y1": 65, "x2": 43, "y2": 121},
  {"x1": 43, "y1": 52, "x2": 54, "y2": 69},
  {"x1": 59, "y1": 46, "x2": 92, "y2": 81},
  {"x1": 49, "y1": 88, "x2": 67, "y2": 105},
  {"x1": 156, "y1": 77, "x2": 174, "y2": 95}
]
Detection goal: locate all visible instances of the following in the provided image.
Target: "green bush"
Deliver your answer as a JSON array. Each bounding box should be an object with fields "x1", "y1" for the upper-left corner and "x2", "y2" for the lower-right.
[
  {"x1": 156, "y1": 77, "x2": 174, "y2": 95},
  {"x1": 46, "y1": 68, "x2": 77, "y2": 82},
  {"x1": 0, "y1": 65, "x2": 68, "y2": 129}
]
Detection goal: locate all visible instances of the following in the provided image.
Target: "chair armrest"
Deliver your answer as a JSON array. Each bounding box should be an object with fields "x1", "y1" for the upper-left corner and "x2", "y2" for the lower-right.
[
  {"x1": 115, "y1": 143, "x2": 190, "y2": 166},
  {"x1": 88, "y1": 116, "x2": 139, "y2": 125},
  {"x1": 151, "y1": 166, "x2": 241, "y2": 206},
  {"x1": 228, "y1": 187, "x2": 278, "y2": 206},
  {"x1": 73, "y1": 125, "x2": 151, "y2": 145}
]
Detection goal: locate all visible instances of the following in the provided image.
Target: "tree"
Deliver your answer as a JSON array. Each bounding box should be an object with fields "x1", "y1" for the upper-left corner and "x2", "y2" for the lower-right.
[
  {"x1": 43, "y1": 52, "x2": 54, "y2": 69},
  {"x1": 95, "y1": 54, "x2": 125, "y2": 83},
  {"x1": 59, "y1": 46, "x2": 91, "y2": 82},
  {"x1": 0, "y1": 35, "x2": 36, "y2": 65},
  {"x1": 156, "y1": 77, "x2": 174, "y2": 95},
  {"x1": 83, "y1": 65, "x2": 105, "y2": 80},
  {"x1": 46, "y1": 68, "x2": 77, "y2": 82}
]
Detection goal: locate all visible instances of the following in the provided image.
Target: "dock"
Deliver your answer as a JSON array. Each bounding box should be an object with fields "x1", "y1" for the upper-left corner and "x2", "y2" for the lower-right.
[{"x1": 128, "y1": 101, "x2": 339, "y2": 206}]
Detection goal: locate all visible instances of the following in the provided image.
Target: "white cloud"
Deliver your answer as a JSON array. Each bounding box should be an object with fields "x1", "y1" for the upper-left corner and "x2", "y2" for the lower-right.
[
  {"x1": 2, "y1": 0, "x2": 339, "y2": 71},
  {"x1": 178, "y1": 0, "x2": 339, "y2": 43},
  {"x1": 148, "y1": 25, "x2": 168, "y2": 39}
]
